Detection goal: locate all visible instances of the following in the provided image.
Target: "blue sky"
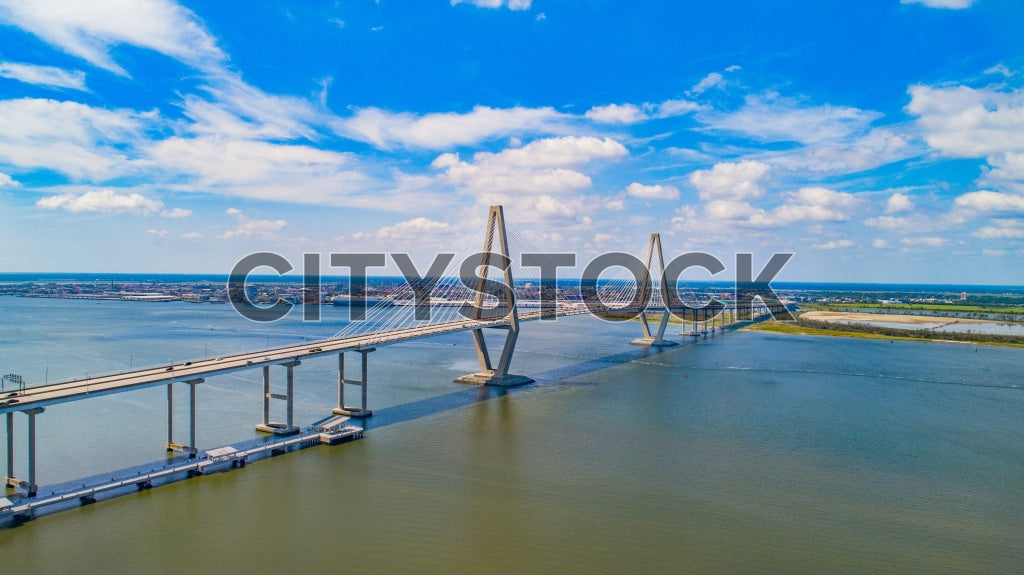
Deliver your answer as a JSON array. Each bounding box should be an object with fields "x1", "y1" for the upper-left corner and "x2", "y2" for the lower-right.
[{"x1": 1, "y1": 0, "x2": 1023, "y2": 284}]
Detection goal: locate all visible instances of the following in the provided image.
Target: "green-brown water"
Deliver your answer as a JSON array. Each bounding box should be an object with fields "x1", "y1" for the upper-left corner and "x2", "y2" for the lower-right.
[{"x1": 1, "y1": 298, "x2": 1022, "y2": 573}]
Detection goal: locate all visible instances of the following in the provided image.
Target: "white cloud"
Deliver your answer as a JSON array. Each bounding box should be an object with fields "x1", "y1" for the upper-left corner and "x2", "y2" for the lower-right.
[
  {"x1": 354, "y1": 217, "x2": 453, "y2": 242},
  {"x1": 605, "y1": 198, "x2": 626, "y2": 211},
  {"x1": 907, "y1": 84, "x2": 1024, "y2": 158},
  {"x1": 656, "y1": 99, "x2": 702, "y2": 118},
  {"x1": 972, "y1": 226, "x2": 1024, "y2": 239},
  {"x1": 0, "y1": 98, "x2": 150, "y2": 180},
  {"x1": 36, "y1": 189, "x2": 163, "y2": 214},
  {"x1": 864, "y1": 216, "x2": 911, "y2": 230},
  {"x1": 953, "y1": 190, "x2": 1024, "y2": 213},
  {"x1": 626, "y1": 182, "x2": 679, "y2": 200},
  {"x1": 450, "y1": 0, "x2": 531, "y2": 10},
  {"x1": 585, "y1": 103, "x2": 647, "y2": 124},
  {"x1": 901, "y1": 236, "x2": 949, "y2": 248},
  {"x1": 872, "y1": 238, "x2": 888, "y2": 248},
  {"x1": 329, "y1": 18, "x2": 345, "y2": 29},
  {"x1": 0, "y1": 62, "x2": 86, "y2": 90},
  {"x1": 181, "y1": 231, "x2": 202, "y2": 239},
  {"x1": 221, "y1": 208, "x2": 286, "y2": 239},
  {"x1": 901, "y1": 0, "x2": 975, "y2": 8},
  {"x1": 432, "y1": 136, "x2": 627, "y2": 194},
  {"x1": 981, "y1": 152, "x2": 1024, "y2": 192},
  {"x1": 0, "y1": 173, "x2": 18, "y2": 187},
  {"x1": 812, "y1": 239, "x2": 854, "y2": 250},
  {"x1": 689, "y1": 160, "x2": 770, "y2": 201},
  {"x1": 147, "y1": 136, "x2": 377, "y2": 206},
  {"x1": 984, "y1": 64, "x2": 1016, "y2": 78},
  {"x1": 766, "y1": 128, "x2": 912, "y2": 175},
  {"x1": 886, "y1": 192, "x2": 914, "y2": 213},
  {"x1": 147, "y1": 228, "x2": 168, "y2": 237},
  {"x1": 0, "y1": 0, "x2": 225, "y2": 76},
  {"x1": 161, "y1": 208, "x2": 192, "y2": 218},
  {"x1": 338, "y1": 105, "x2": 569, "y2": 150},
  {"x1": 688, "y1": 72, "x2": 725, "y2": 96},
  {"x1": 702, "y1": 93, "x2": 881, "y2": 144}
]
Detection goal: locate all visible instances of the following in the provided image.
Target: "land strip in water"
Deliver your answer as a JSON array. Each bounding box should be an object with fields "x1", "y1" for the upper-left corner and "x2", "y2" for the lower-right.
[{"x1": 745, "y1": 310, "x2": 1024, "y2": 347}]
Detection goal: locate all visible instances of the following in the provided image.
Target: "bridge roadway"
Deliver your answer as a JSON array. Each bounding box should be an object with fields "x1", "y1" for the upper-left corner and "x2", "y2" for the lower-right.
[{"x1": 0, "y1": 305, "x2": 597, "y2": 415}]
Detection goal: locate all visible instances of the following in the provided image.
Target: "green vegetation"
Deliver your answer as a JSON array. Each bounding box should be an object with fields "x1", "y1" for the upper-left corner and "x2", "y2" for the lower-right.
[{"x1": 744, "y1": 317, "x2": 1024, "y2": 348}]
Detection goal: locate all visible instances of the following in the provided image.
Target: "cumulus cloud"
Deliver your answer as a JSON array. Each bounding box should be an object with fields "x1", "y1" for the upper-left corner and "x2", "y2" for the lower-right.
[
  {"x1": 689, "y1": 160, "x2": 770, "y2": 201},
  {"x1": 626, "y1": 182, "x2": 679, "y2": 200},
  {"x1": 36, "y1": 189, "x2": 163, "y2": 214},
  {"x1": 354, "y1": 217, "x2": 453, "y2": 242},
  {"x1": 0, "y1": 0, "x2": 225, "y2": 76},
  {"x1": 953, "y1": 190, "x2": 1024, "y2": 213},
  {"x1": 221, "y1": 208, "x2": 286, "y2": 239},
  {"x1": 886, "y1": 192, "x2": 914, "y2": 213},
  {"x1": 907, "y1": 84, "x2": 1024, "y2": 158},
  {"x1": 585, "y1": 103, "x2": 647, "y2": 124},
  {"x1": 872, "y1": 238, "x2": 888, "y2": 248},
  {"x1": 0, "y1": 62, "x2": 86, "y2": 90},
  {"x1": 181, "y1": 231, "x2": 202, "y2": 239},
  {"x1": 0, "y1": 173, "x2": 19, "y2": 187},
  {"x1": 431, "y1": 136, "x2": 627, "y2": 194},
  {"x1": 981, "y1": 152, "x2": 1024, "y2": 192}
]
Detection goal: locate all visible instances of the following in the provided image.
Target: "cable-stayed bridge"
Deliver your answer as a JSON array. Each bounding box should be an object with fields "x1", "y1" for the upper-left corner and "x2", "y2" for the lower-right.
[{"x1": 1, "y1": 206, "x2": 788, "y2": 507}]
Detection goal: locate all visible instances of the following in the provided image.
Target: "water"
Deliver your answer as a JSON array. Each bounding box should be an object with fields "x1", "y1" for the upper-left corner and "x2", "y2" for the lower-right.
[{"x1": 1, "y1": 297, "x2": 1023, "y2": 573}]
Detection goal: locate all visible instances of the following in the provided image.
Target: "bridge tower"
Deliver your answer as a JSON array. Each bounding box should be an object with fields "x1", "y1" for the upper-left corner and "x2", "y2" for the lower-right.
[
  {"x1": 455, "y1": 205, "x2": 533, "y2": 387},
  {"x1": 630, "y1": 233, "x2": 678, "y2": 347}
]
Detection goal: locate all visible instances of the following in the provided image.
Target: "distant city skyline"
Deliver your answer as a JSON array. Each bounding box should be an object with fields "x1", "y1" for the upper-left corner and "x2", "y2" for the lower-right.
[{"x1": 1, "y1": 0, "x2": 1023, "y2": 284}]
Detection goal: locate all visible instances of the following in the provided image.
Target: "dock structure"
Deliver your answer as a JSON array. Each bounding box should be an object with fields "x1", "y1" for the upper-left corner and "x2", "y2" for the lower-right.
[{"x1": 0, "y1": 418, "x2": 362, "y2": 527}]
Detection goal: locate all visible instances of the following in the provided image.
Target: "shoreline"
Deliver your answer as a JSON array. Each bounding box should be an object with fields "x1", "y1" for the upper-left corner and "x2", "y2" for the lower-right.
[{"x1": 742, "y1": 320, "x2": 1024, "y2": 348}]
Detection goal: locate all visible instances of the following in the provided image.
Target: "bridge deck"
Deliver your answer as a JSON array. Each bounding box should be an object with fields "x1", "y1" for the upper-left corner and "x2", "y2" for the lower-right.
[
  {"x1": 0, "y1": 306, "x2": 596, "y2": 413},
  {"x1": 0, "y1": 302, "x2": 765, "y2": 414}
]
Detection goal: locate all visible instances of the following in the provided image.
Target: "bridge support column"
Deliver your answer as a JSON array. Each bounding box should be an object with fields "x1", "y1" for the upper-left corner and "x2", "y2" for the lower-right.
[
  {"x1": 5, "y1": 412, "x2": 12, "y2": 487},
  {"x1": 334, "y1": 349, "x2": 375, "y2": 418},
  {"x1": 166, "y1": 379, "x2": 202, "y2": 457},
  {"x1": 27, "y1": 409, "x2": 38, "y2": 496},
  {"x1": 630, "y1": 233, "x2": 677, "y2": 347},
  {"x1": 257, "y1": 362, "x2": 301, "y2": 435},
  {"x1": 261, "y1": 365, "x2": 270, "y2": 428},
  {"x1": 456, "y1": 205, "x2": 533, "y2": 387},
  {"x1": 166, "y1": 384, "x2": 173, "y2": 451},
  {"x1": 5, "y1": 407, "x2": 45, "y2": 497}
]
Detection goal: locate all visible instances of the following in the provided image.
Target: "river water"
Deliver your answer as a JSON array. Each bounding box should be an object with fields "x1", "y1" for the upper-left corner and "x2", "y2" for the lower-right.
[{"x1": 1, "y1": 297, "x2": 1022, "y2": 573}]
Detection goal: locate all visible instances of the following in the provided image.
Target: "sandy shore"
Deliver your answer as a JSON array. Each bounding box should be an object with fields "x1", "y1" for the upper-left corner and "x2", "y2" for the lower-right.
[{"x1": 801, "y1": 311, "x2": 986, "y2": 325}]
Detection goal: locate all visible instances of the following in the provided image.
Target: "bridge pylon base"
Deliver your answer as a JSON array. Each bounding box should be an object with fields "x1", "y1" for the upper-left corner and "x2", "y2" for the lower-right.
[
  {"x1": 333, "y1": 407, "x2": 373, "y2": 419},
  {"x1": 255, "y1": 422, "x2": 300, "y2": 436},
  {"x1": 629, "y1": 337, "x2": 679, "y2": 347},
  {"x1": 455, "y1": 372, "x2": 534, "y2": 387}
]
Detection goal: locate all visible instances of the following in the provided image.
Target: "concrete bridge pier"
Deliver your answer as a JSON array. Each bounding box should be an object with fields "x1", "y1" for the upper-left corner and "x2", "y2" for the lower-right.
[
  {"x1": 5, "y1": 407, "x2": 45, "y2": 497},
  {"x1": 334, "y1": 349, "x2": 375, "y2": 418},
  {"x1": 256, "y1": 361, "x2": 301, "y2": 435},
  {"x1": 166, "y1": 379, "x2": 203, "y2": 457}
]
